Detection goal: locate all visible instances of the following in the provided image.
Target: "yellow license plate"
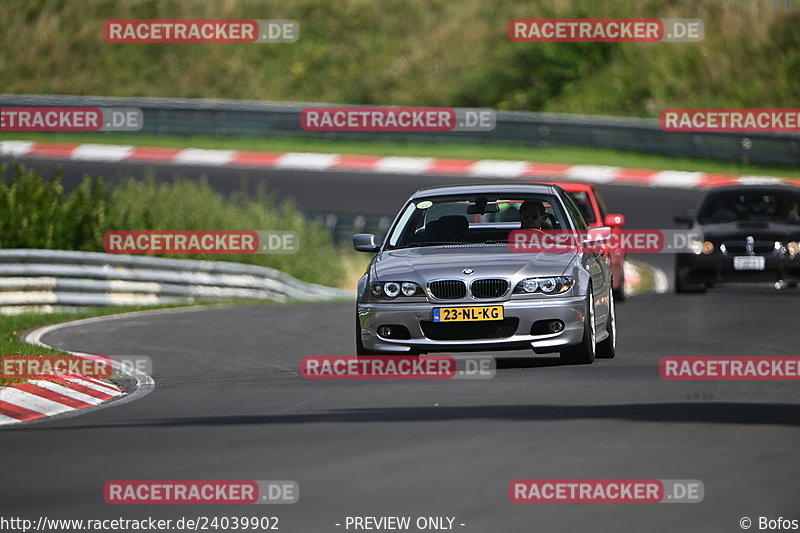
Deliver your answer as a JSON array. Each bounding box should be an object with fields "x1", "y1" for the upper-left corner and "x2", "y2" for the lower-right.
[{"x1": 433, "y1": 306, "x2": 504, "y2": 322}]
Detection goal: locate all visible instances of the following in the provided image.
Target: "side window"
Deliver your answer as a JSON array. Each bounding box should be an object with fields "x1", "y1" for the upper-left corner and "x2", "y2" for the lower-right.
[
  {"x1": 595, "y1": 190, "x2": 610, "y2": 219},
  {"x1": 561, "y1": 192, "x2": 589, "y2": 230}
]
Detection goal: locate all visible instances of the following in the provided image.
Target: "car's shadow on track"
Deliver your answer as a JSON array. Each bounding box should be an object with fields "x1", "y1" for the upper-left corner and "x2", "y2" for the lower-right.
[
  {"x1": 493, "y1": 356, "x2": 566, "y2": 369},
  {"x1": 31, "y1": 402, "x2": 800, "y2": 430}
]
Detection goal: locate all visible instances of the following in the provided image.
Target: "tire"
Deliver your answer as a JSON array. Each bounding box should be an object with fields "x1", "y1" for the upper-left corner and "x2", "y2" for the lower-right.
[
  {"x1": 560, "y1": 288, "x2": 596, "y2": 365},
  {"x1": 614, "y1": 265, "x2": 626, "y2": 302},
  {"x1": 675, "y1": 266, "x2": 706, "y2": 293},
  {"x1": 596, "y1": 288, "x2": 616, "y2": 359}
]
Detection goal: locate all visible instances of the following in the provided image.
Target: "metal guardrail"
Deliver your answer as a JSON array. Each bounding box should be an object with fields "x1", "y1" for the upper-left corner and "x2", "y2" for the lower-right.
[
  {"x1": 0, "y1": 249, "x2": 353, "y2": 313},
  {"x1": 1, "y1": 94, "x2": 798, "y2": 167}
]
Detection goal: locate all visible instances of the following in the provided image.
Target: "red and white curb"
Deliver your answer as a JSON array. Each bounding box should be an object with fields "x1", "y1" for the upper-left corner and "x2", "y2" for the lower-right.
[
  {"x1": 0, "y1": 310, "x2": 167, "y2": 426},
  {"x1": 0, "y1": 371, "x2": 123, "y2": 424},
  {"x1": 2, "y1": 140, "x2": 798, "y2": 190}
]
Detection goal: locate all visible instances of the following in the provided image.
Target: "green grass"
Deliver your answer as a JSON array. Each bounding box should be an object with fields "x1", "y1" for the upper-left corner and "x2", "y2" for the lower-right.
[
  {"x1": 3, "y1": 132, "x2": 799, "y2": 177},
  {"x1": 2, "y1": 0, "x2": 798, "y2": 118},
  {"x1": 0, "y1": 305, "x2": 180, "y2": 386}
]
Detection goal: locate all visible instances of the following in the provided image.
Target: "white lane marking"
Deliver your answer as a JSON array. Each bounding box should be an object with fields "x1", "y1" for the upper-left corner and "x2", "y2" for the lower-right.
[
  {"x1": 566, "y1": 165, "x2": 621, "y2": 183},
  {"x1": 737, "y1": 175, "x2": 786, "y2": 185},
  {"x1": 0, "y1": 141, "x2": 35, "y2": 156},
  {"x1": 0, "y1": 388, "x2": 72, "y2": 416},
  {"x1": 28, "y1": 380, "x2": 104, "y2": 405},
  {"x1": 275, "y1": 152, "x2": 339, "y2": 170},
  {"x1": 374, "y1": 156, "x2": 434, "y2": 174},
  {"x1": 71, "y1": 144, "x2": 134, "y2": 162},
  {"x1": 173, "y1": 149, "x2": 236, "y2": 166},
  {"x1": 649, "y1": 170, "x2": 704, "y2": 188},
  {"x1": 469, "y1": 160, "x2": 529, "y2": 178}
]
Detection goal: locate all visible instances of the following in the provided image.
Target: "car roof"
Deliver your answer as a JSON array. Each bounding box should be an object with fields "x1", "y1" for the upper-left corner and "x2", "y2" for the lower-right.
[
  {"x1": 533, "y1": 180, "x2": 595, "y2": 193},
  {"x1": 411, "y1": 182, "x2": 563, "y2": 199},
  {"x1": 704, "y1": 184, "x2": 800, "y2": 194}
]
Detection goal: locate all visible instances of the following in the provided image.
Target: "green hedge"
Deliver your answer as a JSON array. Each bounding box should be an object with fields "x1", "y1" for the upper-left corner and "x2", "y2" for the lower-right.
[{"x1": 0, "y1": 163, "x2": 348, "y2": 286}]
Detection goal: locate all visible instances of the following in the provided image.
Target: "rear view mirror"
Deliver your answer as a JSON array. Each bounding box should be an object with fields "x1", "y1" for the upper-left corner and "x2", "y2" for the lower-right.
[
  {"x1": 353, "y1": 233, "x2": 380, "y2": 253},
  {"x1": 466, "y1": 204, "x2": 500, "y2": 214},
  {"x1": 673, "y1": 209, "x2": 695, "y2": 225},
  {"x1": 582, "y1": 226, "x2": 611, "y2": 245}
]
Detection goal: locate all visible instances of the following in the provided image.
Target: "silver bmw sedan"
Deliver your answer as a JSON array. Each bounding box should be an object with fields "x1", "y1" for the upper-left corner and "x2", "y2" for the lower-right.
[{"x1": 353, "y1": 183, "x2": 616, "y2": 364}]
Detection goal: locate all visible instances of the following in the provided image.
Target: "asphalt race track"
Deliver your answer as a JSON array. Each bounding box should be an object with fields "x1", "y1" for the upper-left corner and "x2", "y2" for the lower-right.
[{"x1": 2, "y1": 155, "x2": 799, "y2": 533}]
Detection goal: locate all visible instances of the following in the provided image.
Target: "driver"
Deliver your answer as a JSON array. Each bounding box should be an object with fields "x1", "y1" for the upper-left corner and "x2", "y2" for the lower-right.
[{"x1": 520, "y1": 200, "x2": 546, "y2": 229}]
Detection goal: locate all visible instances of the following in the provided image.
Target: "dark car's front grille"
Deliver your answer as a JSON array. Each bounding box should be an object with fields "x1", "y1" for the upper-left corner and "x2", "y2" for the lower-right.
[
  {"x1": 470, "y1": 278, "x2": 509, "y2": 298},
  {"x1": 428, "y1": 280, "x2": 467, "y2": 299},
  {"x1": 722, "y1": 241, "x2": 775, "y2": 255},
  {"x1": 420, "y1": 318, "x2": 519, "y2": 341}
]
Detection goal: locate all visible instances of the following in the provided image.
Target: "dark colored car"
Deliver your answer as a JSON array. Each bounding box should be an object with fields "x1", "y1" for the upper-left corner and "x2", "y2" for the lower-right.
[{"x1": 673, "y1": 185, "x2": 800, "y2": 292}]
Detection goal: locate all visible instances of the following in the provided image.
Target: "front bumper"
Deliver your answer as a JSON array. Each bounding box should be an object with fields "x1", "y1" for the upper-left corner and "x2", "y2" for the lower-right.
[
  {"x1": 678, "y1": 251, "x2": 800, "y2": 284},
  {"x1": 358, "y1": 296, "x2": 586, "y2": 354}
]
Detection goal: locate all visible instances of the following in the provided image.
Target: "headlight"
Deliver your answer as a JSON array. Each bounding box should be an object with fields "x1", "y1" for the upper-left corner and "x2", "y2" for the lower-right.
[
  {"x1": 520, "y1": 279, "x2": 539, "y2": 293},
  {"x1": 514, "y1": 276, "x2": 574, "y2": 295},
  {"x1": 702, "y1": 241, "x2": 714, "y2": 255},
  {"x1": 370, "y1": 281, "x2": 423, "y2": 298},
  {"x1": 401, "y1": 282, "x2": 419, "y2": 296},
  {"x1": 788, "y1": 241, "x2": 799, "y2": 258},
  {"x1": 384, "y1": 282, "x2": 401, "y2": 298},
  {"x1": 688, "y1": 239, "x2": 703, "y2": 255}
]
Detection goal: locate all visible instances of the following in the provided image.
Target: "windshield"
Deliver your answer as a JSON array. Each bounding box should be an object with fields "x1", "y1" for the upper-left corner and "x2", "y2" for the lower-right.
[
  {"x1": 697, "y1": 190, "x2": 800, "y2": 224},
  {"x1": 386, "y1": 193, "x2": 569, "y2": 249},
  {"x1": 568, "y1": 191, "x2": 597, "y2": 224}
]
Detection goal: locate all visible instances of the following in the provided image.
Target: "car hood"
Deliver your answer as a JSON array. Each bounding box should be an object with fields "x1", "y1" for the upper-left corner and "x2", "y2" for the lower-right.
[
  {"x1": 699, "y1": 221, "x2": 800, "y2": 241},
  {"x1": 372, "y1": 245, "x2": 576, "y2": 281}
]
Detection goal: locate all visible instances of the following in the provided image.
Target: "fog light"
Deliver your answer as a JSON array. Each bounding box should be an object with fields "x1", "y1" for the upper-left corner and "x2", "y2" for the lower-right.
[
  {"x1": 376, "y1": 325, "x2": 411, "y2": 340},
  {"x1": 531, "y1": 319, "x2": 565, "y2": 335}
]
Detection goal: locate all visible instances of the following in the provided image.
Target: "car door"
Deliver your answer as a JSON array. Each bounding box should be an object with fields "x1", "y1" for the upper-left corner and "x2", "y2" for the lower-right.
[{"x1": 561, "y1": 192, "x2": 610, "y2": 324}]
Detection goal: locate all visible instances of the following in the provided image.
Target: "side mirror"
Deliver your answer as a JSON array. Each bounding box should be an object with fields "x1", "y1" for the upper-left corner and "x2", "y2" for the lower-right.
[
  {"x1": 604, "y1": 213, "x2": 625, "y2": 227},
  {"x1": 673, "y1": 209, "x2": 695, "y2": 225},
  {"x1": 582, "y1": 226, "x2": 611, "y2": 245},
  {"x1": 353, "y1": 233, "x2": 380, "y2": 253}
]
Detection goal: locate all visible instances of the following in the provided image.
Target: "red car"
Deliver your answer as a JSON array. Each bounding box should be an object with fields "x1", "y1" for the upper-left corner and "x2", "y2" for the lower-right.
[{"x1": 539, "y1": 181, "x2": 627, "y2": 300}]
